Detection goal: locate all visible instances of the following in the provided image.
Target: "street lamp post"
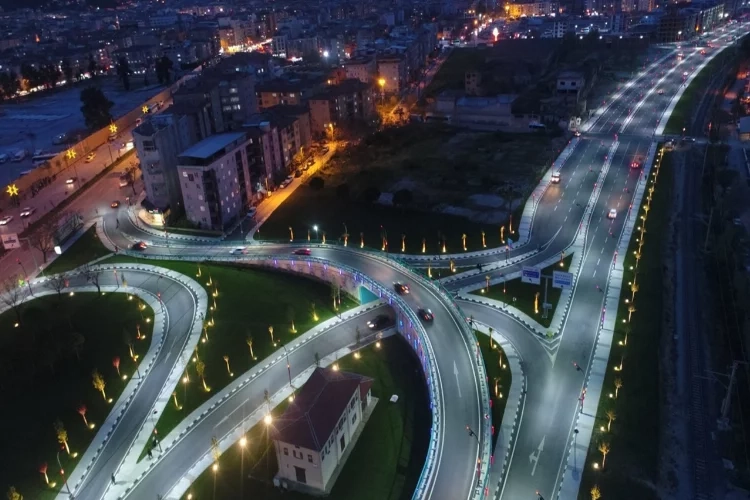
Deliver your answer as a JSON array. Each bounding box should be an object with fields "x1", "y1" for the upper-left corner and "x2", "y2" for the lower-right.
[
  {"x1": 378, "y1": 78, "x2": 386, "y2": 104},
  {"x1": 16, "y1": 259, "x2": 32, "y2": 295},
  {"x1": 281, "y1": 344, "x2": 293, "y2": 390},
  {"x1": 313, "y1": 225, "x2": 319, "y2": 241},
  {"x1": 56, "y1": 451, "x2": 71, "y2": 495}
]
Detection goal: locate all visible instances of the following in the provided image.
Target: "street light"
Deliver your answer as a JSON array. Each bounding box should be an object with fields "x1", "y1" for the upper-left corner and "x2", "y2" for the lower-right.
[
  {"x1": 313, "y1": 225, "x2": 319, "y2": 241},
  {"x1": 378, "y1": 78, "x2": 386, "y2": 103}
]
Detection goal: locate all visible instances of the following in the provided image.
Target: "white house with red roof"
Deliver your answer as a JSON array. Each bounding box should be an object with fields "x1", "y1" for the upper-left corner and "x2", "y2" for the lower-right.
[{"x1": 272, "y1": 366, "x2": 374, "y2": 493}]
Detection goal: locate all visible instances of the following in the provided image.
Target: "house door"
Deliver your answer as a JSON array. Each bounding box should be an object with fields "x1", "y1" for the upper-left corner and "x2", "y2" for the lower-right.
[{"x1": 294, "y1": 466, "x2": 307, "y2": 484}]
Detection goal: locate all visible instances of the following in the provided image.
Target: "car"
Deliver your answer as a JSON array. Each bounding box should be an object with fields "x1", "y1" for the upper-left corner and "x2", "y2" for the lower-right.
[
  {"x1": 111, "y1": 200, "x2": 120, "y2": 208},
  {"x1": 306, "y1": 157, "x2": 315, "y2": 167},
  {"x1": 279, "y1": 177, "x2": 293, "y2": 189},
  {"x1": 0, "y1": 153, "x2": 8, "y2": 163},
  {"x1": 19, "y1": 207, "x2": 35, "y2": 218},
  {"x1": 630, "y1": 160, "x2": 642, "y2": 169},
  {"x1": 321, "y1": 147, "x2": 330, "y2": 155},
  {"x1": 551, "y1": 172, "x2": 561, "y2": 184},
  {"x1": 247, "y1": 207, "x2": 257, "y2": 218},
  {"x1": 66, "y1": 177, "x2": 77, "y2": 185},
  {"x1": 85, "y1": 152, "x2": 96, "y2": 163},
  {"x1": 683, "y1": 71, "x2": 689, "y2": 77},
  {"x1": 294, "y1": 169, "x2": 303, "y2": 178},
  {"x1": 573, "y1": 130, "x2": 581, "y2": 137},
  {"x1": 684, "y1": 136, "x2": 696, "y2": 143},
  {"x1": 394, "y1": 282, "x2": 410, "y2": 295},
  {"x1": 608, "y1": 209, "x2": 617, "y2": 219},
  {"x1": 0, "y1": 215, "x2": 13, "y2": 225},
  {"x1": 293, "y1": 248, "x2": 312, "y2": 256},
  {"x1": 367, "y1": 314, "x2": 390, "y2": 330},
  {"x1": 132, "y1": 241, "x2": 148, "y2": 250},
  {"x1": 657, "y1": 89, "x2": 664, "y2": 95},
  {"x1": 230, "y1": 247, "x2": 247, "y2": 255},
  {"x1": 417, "y1": 308, "x2": 434, "y2": 322}
]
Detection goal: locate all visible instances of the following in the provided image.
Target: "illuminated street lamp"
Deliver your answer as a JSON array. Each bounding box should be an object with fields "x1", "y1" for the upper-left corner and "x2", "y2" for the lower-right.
[{"x1": 378, "y1": 77, "x2": 386, "y2": 103}]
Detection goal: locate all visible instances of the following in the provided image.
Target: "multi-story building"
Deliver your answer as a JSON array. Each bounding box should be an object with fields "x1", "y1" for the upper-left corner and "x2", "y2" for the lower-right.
[
  {"x1": 272, "y1": 367, "x2": 374, "y2": 494},
  {"x1": 255, "y1": 76, "x2": 325, "y2": 109},
  {"x1": 507, "y1": 0, "x2": 559, "y2": 17},
  {"x1": 377, "y1": 55, "x2": 407, "y2": 94},
  {"x1": 308, "y1": 79, "x2": 376, "y2": 137},
  {"x1": 177, "y1": 132, "x2": 254, "y2": 231},
  {"x1": 343, "y1": 56, "x2": 376, "y2": 84},
  {"x1": 133, "y1": 112, "x2": 193, "y2": 213}
]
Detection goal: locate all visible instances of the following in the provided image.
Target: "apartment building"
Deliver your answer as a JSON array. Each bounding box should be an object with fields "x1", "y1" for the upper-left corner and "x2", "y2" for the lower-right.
[
  {"x1": 308, "y1": 79, "x2": 376, "y2": 137},
  {"x1": 255, "y1": 76, "x2": 325, "y2": 109},
  {"x1": 177, "y1": 132, "x2": 254, "y2": 231},
  {"x1": 343, "y1": 56, "x2": 376, "y2": 84},
  {"x1": 377, "y1": 55, "x2": 407, "y2": 94}
]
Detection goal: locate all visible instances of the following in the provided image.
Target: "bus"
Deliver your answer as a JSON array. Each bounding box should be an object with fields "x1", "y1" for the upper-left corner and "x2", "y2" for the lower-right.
[{"x1": 32, "y1": 152, "x2": 57, "y2": 166}]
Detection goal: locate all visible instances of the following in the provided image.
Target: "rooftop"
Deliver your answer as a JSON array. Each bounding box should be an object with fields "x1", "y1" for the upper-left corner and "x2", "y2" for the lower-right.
[
  {"x1": 272, "y1": 367, "x2": 373, "y2": 451},
  {"x1": 178, "y1": 132, "x2": 246, "y2": 160}
]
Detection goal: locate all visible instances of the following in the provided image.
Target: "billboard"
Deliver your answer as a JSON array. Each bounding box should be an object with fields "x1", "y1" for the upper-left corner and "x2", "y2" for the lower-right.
[
  {"x1": 553, "y1": 270, "x2": 574, "y2": 289},
  {"x1": 1, "y1": 233, "x2": 21, "y2": 250},
  {"x1": 521, "y1": 266, "x2": 541, "y2": 285}
]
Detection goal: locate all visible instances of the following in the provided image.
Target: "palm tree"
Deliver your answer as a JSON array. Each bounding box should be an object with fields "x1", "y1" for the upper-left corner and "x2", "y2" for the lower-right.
[
  {"x1": 39, "y1": 463, "x2": 49, "y2": 485},
  {"x1": 54, "y1": 420, "x2": 70, "y2": 454},
  {"x1": 112, "y1": 356, "x2": 120, "y2": 377},
  {"x1": 92, "y1": 370, "x2": 107, "y2": 401},
  {"x1": 246, "y1": 335, "x2": 256, "y2": 360},
  {"x1": 598, "y1": 441, "x2": 610, "y2": 468},
  {"x1": 627, "y1": 304, "x2": 636, "y2": 322},
  {"x1": 196, "y1": 359, "x2": 208, "y2": 391},
  {"x1": 6, "y1": 486, "x2": 22, "y2": 500},
  {"x1": 287, "y1": 305, "x2": 296, "y2": 333},
  {"x1": 605, "y1": 409, "x2": 616, "y2": 431},
  {"x1": 268, "y1": 325, "x2": 275, "y2": 345},
  {"x1": 311, "y1": 301, "x2": 319, "y2": 321},
  {"x1": 614, "y1": 378, "x2": 623, "y2": 398},
  {"x1": 591, "y1": 485, "x2": 601, "y2": 500},
  {"x1": 630, "y1": 282, "x2": 639, "y2": 301},
  {"x1": 77, "y1": 404, "x2": 89, "y2": 427},
  {"x1": 223, "y1": 355, "x2": 232, "y2": 376}
]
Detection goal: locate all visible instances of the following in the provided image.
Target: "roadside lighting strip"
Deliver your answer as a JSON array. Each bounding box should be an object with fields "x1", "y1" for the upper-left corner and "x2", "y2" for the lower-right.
[{"x1": 108, "y1": 252, "x2": 452, "y2": 500}]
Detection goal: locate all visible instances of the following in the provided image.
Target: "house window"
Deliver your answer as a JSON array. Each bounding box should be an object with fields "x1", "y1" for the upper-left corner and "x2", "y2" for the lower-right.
[
  {"x1": 308, "y1": 454, "x2": 313, "y2": 463},
  {"x1": 283, "y1": 447, "x2": 289, "y2": 456},
  {"x1": 200, "y1": 206, "x2": 205, "y2": 212},
  {"x1": 188, "y1": 174, "x2": 194, "y2": 182},
  {"x1": 350, "y1": 399, "x2": 356, "y2": 409}
]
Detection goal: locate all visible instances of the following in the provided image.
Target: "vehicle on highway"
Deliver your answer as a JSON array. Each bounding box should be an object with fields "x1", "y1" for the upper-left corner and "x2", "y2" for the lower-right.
[
  {"x1": 85, "y1": 152, "x2": 96, "y2": 163},
  {"x1": 66, "y1": 177, "x2": 77, "y2": 185},
  {"x1": 12, "y1": 149, "x2": 27, "y2": 162},
  {"x1": 293, "y1": 248, "x2": 312, "y2": 256},
  {"x1": 52, "y1": 133, "x2": 69, "y2": 145},
  {"x1": 608, "y1": 208, "x2": 617, "y2": 219},
  {"x1": 132, "y1": 241, "x2": 148, "y2": 250},
  {"x1": 677, "y1": 52, "x2": 684, "y2": 58},
  {"x1": 230, "y1": 247, "x2": 248, "y2": 255},
  {"x1": 417, "y1": 308, "x2": 434, "y2": 322},
  {"x1": 19, "y1": 207, "x2": 35, "y2": 218},
  {"x1": 111, "y1": 200, "x2": 120, "y2": 208},
  {"x1": 551, "y1": 172, "x2": 561, "y2": 184},
  {"x1": 0, "y1": 215, "x2": 13, "y2": 225},
  {"x1": 630, "y1": 158, "x2": 642, "y2": 169},
  {"x1": 573, "y1": 130, "x2": 581, "y2": 137},
  {"x1": 657, "y1": 89, "x2": 664, "y2": 95},
  {"x1": 683, "y1": 71, "x2": 689, "y2": 77},
  {"x1": 367, "y1": 314, "x2": 390, "y2": 330},
  {"x1": 394, "y1": 282, "x2": 410, "y2": 295}
]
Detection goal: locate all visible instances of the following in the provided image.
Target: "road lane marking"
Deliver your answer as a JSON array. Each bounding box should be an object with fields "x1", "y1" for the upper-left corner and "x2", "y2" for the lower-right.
[
  {"x1": 453, "y1": 360, "x2": 462, "y2": 398},
  {"x1": 529, "y1": 435, "x2": 545, "y2": 476},
  {"x1": 593, "y1": 269, "x2": 597, "y2": 278}
]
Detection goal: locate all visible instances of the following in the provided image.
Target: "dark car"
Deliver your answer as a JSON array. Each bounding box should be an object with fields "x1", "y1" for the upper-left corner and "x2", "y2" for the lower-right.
[
  {"x1": 417, "y1": 308, "x2": 434, "y2": 322},
  {"x1": 394, "y1": 282, "x2": 410, "y2": 295},
  {"x1": 132, "y1": 241, "x2": 147, "y2": 251},
  {"x1": 293, "y1": 248, "x2": 312, "y2": 256},
  {"x1": 367, "y1": 314, "x2": 390, "y2": 330}
]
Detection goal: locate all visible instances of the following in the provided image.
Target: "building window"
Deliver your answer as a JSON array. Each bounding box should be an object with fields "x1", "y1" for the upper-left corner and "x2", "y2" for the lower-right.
[
  {"x1": 350, "y1": 399, "x2": 356, "y2": 409},
  {"x1": 308, "y1": 454, "x2": 313, "y2": 463},
  {"x1": 283, "y1": 447, "x2": 289, "y2": 456},
  {"x1": 352, "y1": 412, "x2": 357, "y2": 424},
  {"x1": 200, "y1": 206, "x2": 205, "y2": 212},
  {"x1": 188, "y1": 174, "x2": 194, "y2": 182}
]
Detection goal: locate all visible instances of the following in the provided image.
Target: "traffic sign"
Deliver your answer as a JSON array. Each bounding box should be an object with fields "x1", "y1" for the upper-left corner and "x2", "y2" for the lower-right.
[
  {"x1": 553, "y1": 270, "x2": 574, "y2": 289},
  {"x1": 522, "y1": 266, "x2": 541, "y2": 285},
  {"x1": 1, "y1": 233, "x2": 20, "y2": 250}
]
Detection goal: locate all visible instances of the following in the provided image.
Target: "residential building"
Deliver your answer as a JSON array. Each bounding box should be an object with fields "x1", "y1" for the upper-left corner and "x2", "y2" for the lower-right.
[
  {"x1": 272, "y1": 367, "x2": 374, "y2": 494},
  {"x1": 308, "y1": 79, "x2": 376, "y2": 137},
  {"x1": 507, "y1": 0, "x2": 559, "y2": 17},
  {"x1": 255, "y1": 76, "x2": 325, "y2": 109},
  {"x1": 133, "y1": 110, "x2": 199, "y2": 213},
  {"x1": 343, "y1": 56, "x2": 376, "y2": 84},
  {"x1": 377, "y1": 55, "x2": 407, "y2": 94},
  {"x1": 177, "y1": 132, "x2": 254, "y2": 230}
]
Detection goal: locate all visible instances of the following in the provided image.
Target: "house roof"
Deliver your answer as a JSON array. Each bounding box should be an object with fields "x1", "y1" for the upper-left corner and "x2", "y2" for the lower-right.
[
  {"x1": 271, "y1": 367, "x2": 373, "y2": 451},
  {"x1": 178, "y1": 132, "x2": 246, "y2": 160}
]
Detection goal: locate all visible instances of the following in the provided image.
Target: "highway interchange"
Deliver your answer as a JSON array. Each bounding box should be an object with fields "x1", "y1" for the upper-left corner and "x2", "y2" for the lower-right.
[{"x1": 11, "y1": 22, "x2": 744, "y2": 500}]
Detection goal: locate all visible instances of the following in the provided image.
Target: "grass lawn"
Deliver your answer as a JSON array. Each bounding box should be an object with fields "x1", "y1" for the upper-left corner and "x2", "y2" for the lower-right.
[
  {"x1": 182, "y1": 334, "x2": 430, "y2": 500},
  {"x1": 475, "y1": 332, "x2": 512, "y2": 451},
  {"x1": 0, "y1": 292, "x2": 153, "y2": 500},
  {"x1": 664, "y1": 50, "x2": 735, "y2": 135},
  {"x1": 473, "y1": 255, "x2": 574, "y2": 329},
  {"x1": 44, "y1": 226, "x2": 111, "y2": 275},
  {"x1": 97, "y1": 257, "x2": 358, "y2": 459},
  {"x1": 256, "y1": 123, "x2": 556, "y2": 253},
  {"x1": 577, "y1": 151, "x2": 672, "y2": 500}
]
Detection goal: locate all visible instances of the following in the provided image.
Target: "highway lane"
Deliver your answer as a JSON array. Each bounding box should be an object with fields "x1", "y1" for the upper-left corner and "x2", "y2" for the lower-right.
[{"x1": 124, "y1": 305, "x2": 394, "y2": 499}]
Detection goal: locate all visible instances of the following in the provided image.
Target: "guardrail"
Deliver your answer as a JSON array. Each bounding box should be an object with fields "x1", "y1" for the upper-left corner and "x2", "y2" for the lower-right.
[{"x1": 114, "y1": 250, "x2": 452, "y2": 500}]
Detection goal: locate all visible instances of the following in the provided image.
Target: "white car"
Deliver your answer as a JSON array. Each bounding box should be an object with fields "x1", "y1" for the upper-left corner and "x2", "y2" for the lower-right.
[
  {"x1": 657, "y1": 89, "x2": 664, "y2": 95},
  {"x1": 230, "y1": 247, "x2": 247, "y2": 255},
  {"x1": 0, "y1": 215, "x2": 13, "y2": 225},
  {"x1": 66, "y1": 177, "x2": 76, "y2": 185},
  {"x1": 551, "y1": 172, "x2": 561, "y2": 184},
  {"x1": 608, "y1": 209, "x2": 617, "y2": 219},
  {"x1": 19, "y1": 207, "x2": 35, "y2": 217}
]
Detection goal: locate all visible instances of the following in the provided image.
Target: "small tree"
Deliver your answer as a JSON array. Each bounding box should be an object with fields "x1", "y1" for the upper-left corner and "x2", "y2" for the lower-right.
[
  {"x1": 223, "y1": 355, "x2": 232, "y2": 376},
  {"x1": 39, "y1": 463, "x2": 49, "y2": 485},
  {"x1": 81, "y1": 263, "x2": 102, "y2": 295},
  {"x1": 112, "y1": 356, "x2": 120, "y2": 376},
  {"x1": 246, "y1": 335, "x2": 256, "y2": 360},
  {"x1": 311, "y1": 301, "x2": 319, "y2": 321},
  {"x1": 268, "y1": 325, "x2": 275, "y2": 345},
  {"x1": 614, "y1": 378, "x2": 623, "y2": 398},
  {"x1": 1, "y1": 278, "x2": 28, "y2": 325},
  {"x1": 6, "y1": 486, "x2": 22, "y2": 500},
  {"x1": 196, "y1": 359, "x2": 208, "y2": 391},
  {"x1": 605, "y1": 409, "x2": 616, "y2": 431},
  {"x1": 28, "y1": 219, "x2": 57, "y2": 264},
  {"x1": 598, "y1": 441, "x2": 610, "y2": 468},
  {"x1": 45, "y1": 273, "x2": 68, "y2": 299},
  {"x1": 77, "y1": 404, "x2": 89, "y2": 427},
  {"x1": 54, "y1": 420, "x2": 70, "y2": 454},
  {"x1": 591, "y1": 485, "x2": 601, "y2": 500},
  {"x1": 286, "y1": 305, "x2": 296, "y2": 333},
  {"x1": 92, "y1": 370, "x2": 107, "y2": 401}
]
